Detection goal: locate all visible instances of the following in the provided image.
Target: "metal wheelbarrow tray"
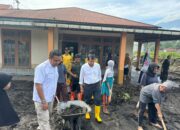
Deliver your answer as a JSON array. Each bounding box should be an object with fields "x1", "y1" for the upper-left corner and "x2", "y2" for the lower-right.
[
  {"x1": 61, "y1": 106, "x2": 86, "y2": 130},
  {"x1": 56, "y1": 100, "x2": 91, "y2": 130}
]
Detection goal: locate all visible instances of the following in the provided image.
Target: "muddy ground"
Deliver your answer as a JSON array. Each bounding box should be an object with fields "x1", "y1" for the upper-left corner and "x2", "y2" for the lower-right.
[{"x1": 7, "y1": 74, "x2": 180, "y2": 130}]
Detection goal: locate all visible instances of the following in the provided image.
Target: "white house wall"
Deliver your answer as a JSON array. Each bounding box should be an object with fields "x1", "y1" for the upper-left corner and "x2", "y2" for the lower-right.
[
  {"x1": 126, "y1": 34, "x2": 135, "y2": 58},
  {"x1": 31, "y1": 29, "x2": 48, "y2": 68}
]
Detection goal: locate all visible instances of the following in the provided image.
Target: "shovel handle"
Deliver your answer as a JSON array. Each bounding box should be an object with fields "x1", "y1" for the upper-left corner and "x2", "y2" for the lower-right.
[
  {"x1": 161, "y1": 118, "x2": 167, "y2": 130},
  {"x1": 55, "y1": 96, "x2": 60, "y2": 103}
]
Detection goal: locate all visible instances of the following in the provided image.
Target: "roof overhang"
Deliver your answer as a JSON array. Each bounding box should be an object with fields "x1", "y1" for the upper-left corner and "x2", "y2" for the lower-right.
[{"x1": 0, "y1": 18, "x2": 180, "y2": 42}]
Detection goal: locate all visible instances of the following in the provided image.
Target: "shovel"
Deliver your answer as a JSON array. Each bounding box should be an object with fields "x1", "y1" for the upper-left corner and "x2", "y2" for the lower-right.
[{"x1": 160, "y1": 118, "x2": 167, "y2": 130}]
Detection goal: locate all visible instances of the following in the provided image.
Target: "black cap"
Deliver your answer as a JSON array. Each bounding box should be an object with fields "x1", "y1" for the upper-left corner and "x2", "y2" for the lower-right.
[{"x1": 88, "y1": 54, "x2": 95, "y2": 59}]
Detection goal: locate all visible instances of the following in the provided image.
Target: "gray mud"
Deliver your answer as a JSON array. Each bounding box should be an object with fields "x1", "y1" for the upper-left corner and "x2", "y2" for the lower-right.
[{"x1": 7, "y1": 78, "x2": 180, "y2": 130}]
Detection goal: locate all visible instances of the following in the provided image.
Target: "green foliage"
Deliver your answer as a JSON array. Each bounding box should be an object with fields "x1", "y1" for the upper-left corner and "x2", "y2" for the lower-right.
[
  {"x1": 134, "y1": 40, "x2": 180, "y2": 59},
  {"x1": 147, "y1": 41, "x2": 180, "y2": 50},
  {"x1": 160, "y1": 40, "x2": 180, "y2": 49},
  {"x1": 122, "y1": 92, "x2": 131, "y2": 102},
  {"x1": 149, "y1": 51, "x2": 180, "y2": 59},
  {"x1": 134, "y1": 51, "x2": 180, "y2": 59}
]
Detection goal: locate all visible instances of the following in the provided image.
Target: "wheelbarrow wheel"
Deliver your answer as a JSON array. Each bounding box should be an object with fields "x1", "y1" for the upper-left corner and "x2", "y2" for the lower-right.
[
  {"x1": 63, "y1": 120, "x2": 71, "y2": 130},
  {"x1": 69, "y1": 117, "x2": 81, "y2": 130},
  {"x1": 62, "y1": 117, "x2": 82, "y2": 130},
  {"x1": 76, "y1": 117, "x2": 81, "y2": 130}
]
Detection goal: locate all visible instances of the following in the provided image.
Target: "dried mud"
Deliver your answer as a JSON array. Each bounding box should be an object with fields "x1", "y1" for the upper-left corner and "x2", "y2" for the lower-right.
[{"x1": 7, "y1": 76, "x2": 180, "y2": 130}]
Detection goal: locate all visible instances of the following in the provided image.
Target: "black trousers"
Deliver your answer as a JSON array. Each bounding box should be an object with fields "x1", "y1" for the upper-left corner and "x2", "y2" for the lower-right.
[
  {"x1": 71, "y1": 78, "x2": 80, "y2": 93},
  {"x1": 84, "y1": 82, "x2": 101, "y2": 106},
  {"x1": 56, "y1": 83, "x2": 69, "y2": 102},
  {"x1": 138, "y1": 102, "x2": 157, "y2": 126}
]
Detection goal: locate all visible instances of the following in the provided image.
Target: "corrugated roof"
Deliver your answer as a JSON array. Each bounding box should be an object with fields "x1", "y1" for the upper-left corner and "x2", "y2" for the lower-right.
[
  {"x1": 0, "y1": 5, "x2": 158, "y2": 28},
  {"x1": 0, "y1": 4, "x2": 12, "y2": 9}
]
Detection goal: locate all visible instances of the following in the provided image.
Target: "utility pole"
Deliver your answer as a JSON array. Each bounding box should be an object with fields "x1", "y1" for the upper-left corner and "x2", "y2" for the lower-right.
[{"x1": 13, "y1": 0, "x2": 20, "y2": 9}]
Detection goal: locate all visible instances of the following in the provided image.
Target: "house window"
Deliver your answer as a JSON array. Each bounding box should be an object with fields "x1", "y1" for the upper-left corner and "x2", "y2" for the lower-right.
[
  {"x1": 3, "y1": 39, "x2": 16, "y2": 66},
  {"x1": 1, "y1": 29, "x2": 31, "y2": 67}
]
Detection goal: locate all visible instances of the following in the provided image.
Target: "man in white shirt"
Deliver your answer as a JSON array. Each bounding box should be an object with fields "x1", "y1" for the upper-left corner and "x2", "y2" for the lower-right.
[
  {"x1": 79, "y1": 54, "x2": 102, "y2": 123},
  {"x1": 33, "y1": 50, "x2": 61, "y2": 130}
]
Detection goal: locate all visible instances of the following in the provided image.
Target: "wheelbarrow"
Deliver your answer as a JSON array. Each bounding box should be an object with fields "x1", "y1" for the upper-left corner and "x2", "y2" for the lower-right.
[{"x1": 55, "y1": 97, "x2": 91, "y2": 130}]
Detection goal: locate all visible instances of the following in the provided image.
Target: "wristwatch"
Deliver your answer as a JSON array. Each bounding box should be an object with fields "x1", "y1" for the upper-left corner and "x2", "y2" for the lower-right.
[{"x1": 41, "y1": 99, "x2": 46, "y2": 104}]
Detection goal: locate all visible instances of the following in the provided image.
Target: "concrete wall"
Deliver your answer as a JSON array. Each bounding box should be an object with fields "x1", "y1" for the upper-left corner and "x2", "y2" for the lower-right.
[
  {"x1": 31, "y1": 29, "x2": 48, "y2": 68},
  {"x1": 31, "y1": 28, "x2": 59, "y2": 68},
  {"x1": 0, "y1": 29, "x2": 2, "y2": 68},
  {"x1": 126, "y1": 34, "x2": 135, "y2": 58}
]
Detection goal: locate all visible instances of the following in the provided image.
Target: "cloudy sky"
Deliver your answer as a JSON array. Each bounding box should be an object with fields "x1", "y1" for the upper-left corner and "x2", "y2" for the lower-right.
[{"x1": 1, "y1": 0, "x2": 180, "y2": 26}]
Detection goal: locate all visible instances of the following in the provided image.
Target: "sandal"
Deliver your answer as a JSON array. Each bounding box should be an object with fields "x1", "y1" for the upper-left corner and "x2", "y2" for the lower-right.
[
  {"x1": 137, "y1": 126, "x2": 143, "y2": 130},
  {"x1": 103, "y1": 109, "x2": 110, "y2": 115},
  {"x1": 150, "y1": 122, "x2": 162, "y2": 129}
]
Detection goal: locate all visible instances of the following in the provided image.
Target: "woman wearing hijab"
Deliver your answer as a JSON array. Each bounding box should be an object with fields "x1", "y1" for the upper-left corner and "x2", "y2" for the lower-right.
[
  {"x1": 140, "y1": 62, "x2": 160, "y2": 86},
  {"x1": 101, "y1": 60, "x2": 115, "y2": 114},
  {"x1": 0, "y1": 73, "x2": 20, "y2": 129},
  {"x1": 136, "y1": 63, "x2": 160, "y2": 114}
]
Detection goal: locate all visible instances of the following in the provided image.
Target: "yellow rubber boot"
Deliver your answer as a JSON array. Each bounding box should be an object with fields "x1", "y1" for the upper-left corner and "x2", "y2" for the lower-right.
[
  {"x1": 85, "y1": 112, "x2": 91, "y2": 120},
  {"x1": 95, "y1": 105, "x2": 102, "y2": 123}
]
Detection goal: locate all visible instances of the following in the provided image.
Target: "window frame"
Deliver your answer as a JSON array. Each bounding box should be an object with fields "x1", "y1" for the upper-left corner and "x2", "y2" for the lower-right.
[{"x1": 1, "y1": 29, "x2": 31, "y2": 68}]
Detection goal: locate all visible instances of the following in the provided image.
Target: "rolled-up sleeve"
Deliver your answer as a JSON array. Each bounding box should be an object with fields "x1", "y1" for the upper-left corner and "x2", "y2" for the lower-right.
[
  {"x1": 34, "y1": 66, "x2": 45, "y2": 84},
  {"x1": 98, "y1": 64, "x2": 102, "y2": 81}
]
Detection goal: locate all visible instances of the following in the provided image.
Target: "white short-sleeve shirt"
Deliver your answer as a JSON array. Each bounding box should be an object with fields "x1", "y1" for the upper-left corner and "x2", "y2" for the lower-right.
[
  {"x1": 33, "y1": 60, "x2": 59, "y2": 103},
  {"x1": 79, "y1": 63, "x2": 101, "y2": 85}
]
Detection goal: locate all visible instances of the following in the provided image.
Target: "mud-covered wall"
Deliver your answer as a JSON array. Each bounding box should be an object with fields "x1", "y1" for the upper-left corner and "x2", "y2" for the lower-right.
[{"x1": 170, "y1": 59, "x2": 180, "y2": 74}]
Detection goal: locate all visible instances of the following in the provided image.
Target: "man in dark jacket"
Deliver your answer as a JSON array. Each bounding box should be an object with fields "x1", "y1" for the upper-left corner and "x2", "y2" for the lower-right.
[{"x1": 160, "y1": 55, "x2": 171, "y2": 82}]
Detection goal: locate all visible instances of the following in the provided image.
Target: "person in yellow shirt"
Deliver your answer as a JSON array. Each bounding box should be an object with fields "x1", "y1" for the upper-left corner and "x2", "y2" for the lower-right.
[
  {"x1": 63, "y1": 47, "x2": 73, "y2": 71},
  {"x1": 62, "y1": 47, "x2": 73, "y2": 89}
]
